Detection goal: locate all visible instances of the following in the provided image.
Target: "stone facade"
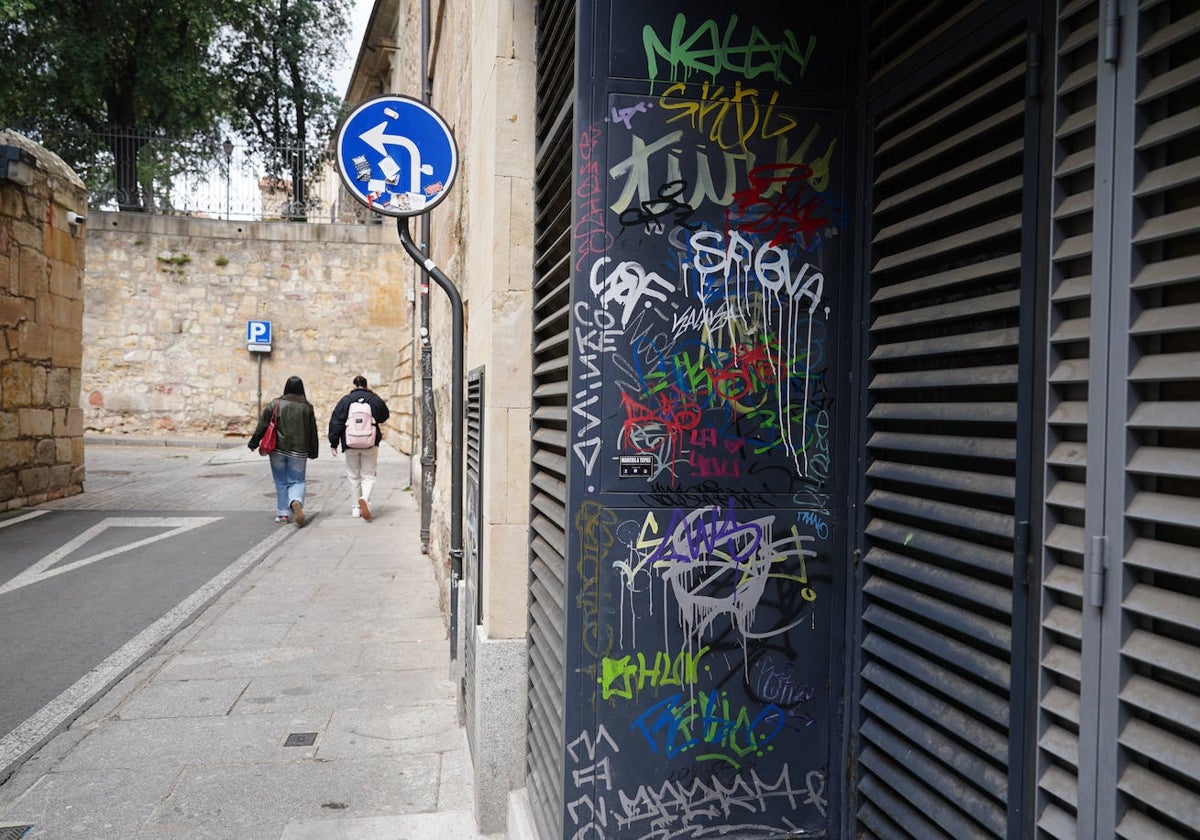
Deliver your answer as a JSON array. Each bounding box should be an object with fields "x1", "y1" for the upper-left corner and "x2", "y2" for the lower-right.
[
  {"x1": 82, "y1": 212, "x2": 416, "y2": 450},
  {"x1": 0, "y1": 131, "x2": 87, "y2": 510}
]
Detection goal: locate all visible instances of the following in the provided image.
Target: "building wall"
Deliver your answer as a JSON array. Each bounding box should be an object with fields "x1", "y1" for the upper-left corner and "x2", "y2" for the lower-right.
[
  {"x1": 82, "y1": 212, "x2": 414, "y2": 449},
  {"x1": 0, "y1": 132, "x2": 87, "y2": 510}
]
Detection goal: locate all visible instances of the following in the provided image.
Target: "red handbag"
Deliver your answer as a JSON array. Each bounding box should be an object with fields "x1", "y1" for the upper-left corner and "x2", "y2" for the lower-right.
[{"x1": 259, "y1": 401, "x2": 279, "y2": 454}]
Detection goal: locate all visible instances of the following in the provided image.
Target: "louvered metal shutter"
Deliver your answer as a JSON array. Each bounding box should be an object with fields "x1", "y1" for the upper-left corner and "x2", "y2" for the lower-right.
[
  {"x1": 1102, "y1": 1, "x2": 1200, "y2": 835},
  {"x1": 857, "y1": 4, "x2": 1038, "y2": 837},
  {"x1": 464, "y1": 366, "x2": 484, "y2": 755},
  {"x1": 1039, "y1": 2, "x2": 1200, "y2": 837},
  {"x1": 1037, "y1": 1, "x2": 1100, "y2": 836},
  {"x1": 525, "y1": 3, "x2": 575, "y2": 839}
]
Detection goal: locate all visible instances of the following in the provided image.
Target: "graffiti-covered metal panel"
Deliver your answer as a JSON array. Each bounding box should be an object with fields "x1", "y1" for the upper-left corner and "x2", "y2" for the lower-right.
[{"x1": 562, "y1": 3, "x2": 851, "y2": 837}]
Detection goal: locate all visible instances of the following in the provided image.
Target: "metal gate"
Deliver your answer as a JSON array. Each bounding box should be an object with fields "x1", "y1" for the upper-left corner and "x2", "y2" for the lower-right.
[{"x1": 855, "y1": 2, "x2": 1043, "y2": 837}]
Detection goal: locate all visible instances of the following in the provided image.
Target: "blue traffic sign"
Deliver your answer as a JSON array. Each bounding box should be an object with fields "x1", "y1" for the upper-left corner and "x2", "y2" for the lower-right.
[
  {"x1": 247, "y1": 320, "x2": 271, "y2": 344},
  {"x1": 335, "y1": 95, "x2": 458, "y2": 218}
]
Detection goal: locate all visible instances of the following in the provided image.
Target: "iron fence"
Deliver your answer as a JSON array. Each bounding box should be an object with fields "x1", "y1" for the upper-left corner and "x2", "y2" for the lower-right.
[{"x1": 79, "y1": 128, "x2": 378, "y2": 224}]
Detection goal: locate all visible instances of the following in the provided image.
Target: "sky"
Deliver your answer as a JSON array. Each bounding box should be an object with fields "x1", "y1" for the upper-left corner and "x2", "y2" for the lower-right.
[{"x1": 330, "y1": 0, "x2": 377, "y2": 98}]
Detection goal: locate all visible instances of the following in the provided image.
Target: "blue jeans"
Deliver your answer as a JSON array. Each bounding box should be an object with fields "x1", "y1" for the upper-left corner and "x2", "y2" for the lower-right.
[{"x1": 268, "y1": 452, "x2": 308, "y2": 516}]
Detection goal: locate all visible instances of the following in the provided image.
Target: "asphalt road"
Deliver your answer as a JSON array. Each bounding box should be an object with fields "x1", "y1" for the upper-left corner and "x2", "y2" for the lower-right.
[{"x1": 0, "y1": 439, "x2": 339, "y2": 778}]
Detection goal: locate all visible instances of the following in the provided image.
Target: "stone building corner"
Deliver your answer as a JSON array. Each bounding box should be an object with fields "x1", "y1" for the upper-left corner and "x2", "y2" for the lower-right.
[{"x1": 0, "y1": 130, "x2": 87, "y2": 510}]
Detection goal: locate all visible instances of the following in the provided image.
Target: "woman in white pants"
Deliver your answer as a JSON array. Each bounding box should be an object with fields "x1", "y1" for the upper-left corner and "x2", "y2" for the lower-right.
[{"x1": 327, "y1": 375, "x2": 391, "y2": 521}]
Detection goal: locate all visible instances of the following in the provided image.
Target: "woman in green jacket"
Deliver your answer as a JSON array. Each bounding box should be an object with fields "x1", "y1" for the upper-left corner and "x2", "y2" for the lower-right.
[{"x1": 248, "y1": 375, "x2": 320, "y2": 525}]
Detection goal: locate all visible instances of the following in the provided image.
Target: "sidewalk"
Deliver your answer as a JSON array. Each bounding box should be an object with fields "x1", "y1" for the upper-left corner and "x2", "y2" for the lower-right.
[{"x1": 0, "y1": 438, "x2": 504, "y2": 839}]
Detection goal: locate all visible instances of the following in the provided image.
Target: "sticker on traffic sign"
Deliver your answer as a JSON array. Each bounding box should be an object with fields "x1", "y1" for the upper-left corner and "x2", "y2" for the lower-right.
[{"x1": 335, "y1": 95, "x2": 458, "y2": 218}]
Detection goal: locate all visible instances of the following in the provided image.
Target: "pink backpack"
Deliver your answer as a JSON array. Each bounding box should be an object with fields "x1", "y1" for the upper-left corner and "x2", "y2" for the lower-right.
[{"x1": 345, "y1": 399, "x2": 376, "y2": 449}]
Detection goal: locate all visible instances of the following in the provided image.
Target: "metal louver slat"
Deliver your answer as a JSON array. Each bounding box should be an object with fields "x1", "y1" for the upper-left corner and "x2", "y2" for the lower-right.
[
  {"x1": 871, "y1": 255, "x2": 1020, "y2": 304},
  {"x1": 867, "y1": 489, "x2": 1015, "y2": 539},
  {"x1": 860, "y1": 8, "x2": 1030, "y2": 836},
  {"x1": 871, "y1": 363, "x2": 1017, "y2": 389},
  {"x1": 871, "y1": 291, "x2": 1021, "y2": 329},
  {"x1": 869, "y1": 430, "x2": 1017, "y2": 460},
  {"x1": 1130, "y1": 352, "x2": 1200, "y2": 383},
  {"x1": 870, "y1": 327, "x2": 1021, "y2": 360},
  {"x1": 1136, "y1": 105, "x2": 1200, "y2": 150},
  {"x1": 1125, "y1": 538, "x2": 1200, "y2": 579},
  {"x1": 866, "y1": 459, "x2": 1015, "y2": 499},
  {"x1": 868, "y1": 401, "x2": 1017, "y2": 423}
]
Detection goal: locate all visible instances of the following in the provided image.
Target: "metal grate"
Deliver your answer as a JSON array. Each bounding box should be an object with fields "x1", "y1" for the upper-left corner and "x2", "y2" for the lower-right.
[
  {"x1": 0, "y1": 827, "x2": 33, "y2": 840},
  {"x1": 283, "y1": 732, "x2": 317, "y2": 747}
]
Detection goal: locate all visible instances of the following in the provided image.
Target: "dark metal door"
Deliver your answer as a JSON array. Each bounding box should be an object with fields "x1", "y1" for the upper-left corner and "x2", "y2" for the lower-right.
[{"x1": 558, "y1": 2, "x2": 854, "y2": 837}]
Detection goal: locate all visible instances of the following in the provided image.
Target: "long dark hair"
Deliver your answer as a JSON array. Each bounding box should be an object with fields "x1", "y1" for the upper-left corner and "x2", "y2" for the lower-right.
[{"x1": 283, "y1": 376, "x2": 307, "y2": 398}]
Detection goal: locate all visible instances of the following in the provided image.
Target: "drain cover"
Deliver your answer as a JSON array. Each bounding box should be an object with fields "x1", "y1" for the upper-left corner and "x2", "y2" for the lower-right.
[
  {"x1": 0, "y1": 827, "x2": 34, "y2": 840},
  {"x1": 283, "y1": 732, "x2": 318, "y2": 747},
  {"x1": 199, "y1": 473, "x2": 247, "y2": 479}
]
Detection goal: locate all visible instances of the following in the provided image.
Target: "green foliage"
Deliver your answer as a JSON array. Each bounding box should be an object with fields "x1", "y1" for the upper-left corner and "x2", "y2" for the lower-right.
[
  {"x1": 0, "y1": 0, "x2": 350, "y2": 216},
  {"x1": 1, "y1": 0, "x2": 232, "y2": 154},
  {"x1": 219, "y1": 0, "x2": 351, "y2": 219}
]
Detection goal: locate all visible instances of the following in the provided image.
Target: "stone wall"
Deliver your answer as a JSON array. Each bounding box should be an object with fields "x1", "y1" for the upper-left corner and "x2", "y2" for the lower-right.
[
  {"x1": 83, "y1": 212, "x2": 417, "y2": 450},
  {"x1": 0, "y1": 131, "x2": 87, "y2": 510}
]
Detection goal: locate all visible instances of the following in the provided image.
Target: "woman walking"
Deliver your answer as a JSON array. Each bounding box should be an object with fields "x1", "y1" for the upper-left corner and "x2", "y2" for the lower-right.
[{"x1": 248, "y1": 375, "x2": 320, "y2": 526}]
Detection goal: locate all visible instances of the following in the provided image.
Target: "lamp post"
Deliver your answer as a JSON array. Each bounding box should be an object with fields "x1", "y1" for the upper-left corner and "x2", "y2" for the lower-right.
[{"x1": 223, "y1": 138, "x2": 233, "y2": 219}]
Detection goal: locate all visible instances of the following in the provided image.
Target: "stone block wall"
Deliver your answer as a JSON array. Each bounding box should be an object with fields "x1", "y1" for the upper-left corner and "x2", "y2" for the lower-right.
[
  {"x1": 83, "y1": 212, "x2": 415, "y2": 450},
  {"x1": 0, "y1": 131, "x2": 87, "y2": 510}
]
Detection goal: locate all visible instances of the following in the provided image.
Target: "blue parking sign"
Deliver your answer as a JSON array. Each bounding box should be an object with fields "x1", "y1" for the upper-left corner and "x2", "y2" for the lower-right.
[
  {"x1": 247, "y1": 320, "x2": 271, "y2": 344},
  {"x1": 335, "y1": 95, "x2": 458, "y2": 218}
]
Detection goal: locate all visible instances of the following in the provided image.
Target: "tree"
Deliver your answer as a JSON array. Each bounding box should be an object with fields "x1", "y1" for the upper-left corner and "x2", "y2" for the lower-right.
[
  {"x1": 218, "y1": 0, "x2": 350, "y2": 220},
  {"x1": 0, "y1": 0, "x2": 236, "y2": 210},
  {"x1": 0, "y1": 0, "x2": 350, "y2": 217}
]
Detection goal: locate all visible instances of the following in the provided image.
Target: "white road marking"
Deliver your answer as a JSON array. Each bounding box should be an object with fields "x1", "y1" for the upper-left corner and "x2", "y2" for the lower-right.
[
  {"x1": 0, "y1": 510, "x2": 50, "y2": 530},
  {"x1": 0, "y1": 522, "x2": 293, "y2": 779},
  {"x1": 0, "y1": 516, "x2": 222, "y2": 597}
]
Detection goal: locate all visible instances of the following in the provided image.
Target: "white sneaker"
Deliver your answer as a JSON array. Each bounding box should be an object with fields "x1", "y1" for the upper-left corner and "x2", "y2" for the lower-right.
[{"x1": 351, "y1": 505, "x2": 361, "y2": 518}]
